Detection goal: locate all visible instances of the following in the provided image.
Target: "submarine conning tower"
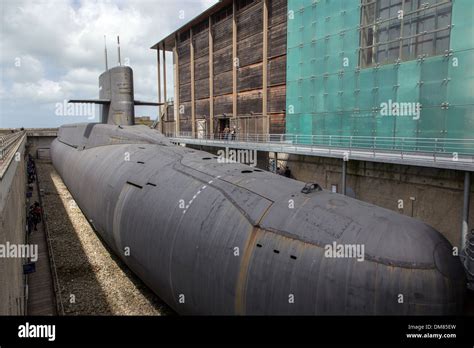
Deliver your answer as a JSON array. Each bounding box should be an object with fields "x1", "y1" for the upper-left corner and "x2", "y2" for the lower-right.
[
  {"x1": 99, "y1": 66, "x2": 135, "y2": 126},
  {"x1": 68, "y1": 38, "x2": 161, "y2": 126}
]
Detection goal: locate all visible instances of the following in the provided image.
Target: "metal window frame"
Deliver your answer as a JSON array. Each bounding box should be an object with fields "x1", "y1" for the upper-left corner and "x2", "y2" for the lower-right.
[{"x1": 359, "y1": 0, "x2": 452, "y2": 68}]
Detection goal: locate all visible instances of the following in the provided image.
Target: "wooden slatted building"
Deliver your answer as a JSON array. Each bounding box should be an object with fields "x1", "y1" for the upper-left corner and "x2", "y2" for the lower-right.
[{"x1": 152, "y1": 0, "x2": 287, "y2": 137}]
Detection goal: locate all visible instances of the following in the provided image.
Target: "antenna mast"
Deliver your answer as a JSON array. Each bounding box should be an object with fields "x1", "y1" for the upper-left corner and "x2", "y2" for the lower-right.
[
  {"x1": 117, "y1": 36, "x2": 121, "y2": 66},
  {"x1": 104, "y1": 35, "x2": 108, "y2": 71}
]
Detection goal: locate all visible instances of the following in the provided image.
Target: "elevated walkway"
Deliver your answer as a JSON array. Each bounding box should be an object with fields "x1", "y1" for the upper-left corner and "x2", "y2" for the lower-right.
[{"x1": 167, "y1": 133, "x2": 474, "y2": 171}]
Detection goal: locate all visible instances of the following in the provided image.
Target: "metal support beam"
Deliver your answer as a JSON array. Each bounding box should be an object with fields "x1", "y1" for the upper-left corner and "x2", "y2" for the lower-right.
[
  {"x1": 262, "y1": 0, "x2": 269, "y2": 134},
  {"x1": 157, "y1": 49, "x2": 162, "y2": 132},
  {"x1": 174, "y1": 35, "x2": 180, "y2": 135},
  {"x1": 190, "y1": 28, "x2": 196, "y2": 138},
  {"x1": 157, "y1": 49, "x2": 162, "y2": 105},
  {"x1": 462, "y1": 171, "x2": 471, "y2": 249},
  {"x1": 341, "y1": 159, "x2": 347, "y2": 195},
  {"x1": 209, "y1": 16, "x2": 214, "y2": 138},
  {"x1": 162, "y1": 42, "x2": 167, "y2": 116},
  {"x1": 232, "y1": 0, "x2": 237, "y2": 120}
]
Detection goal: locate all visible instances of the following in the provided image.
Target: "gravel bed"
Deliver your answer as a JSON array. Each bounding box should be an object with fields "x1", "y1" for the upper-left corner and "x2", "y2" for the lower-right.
[{"x1": 36, "y1": 161, "x2": 174, "y2": 316}]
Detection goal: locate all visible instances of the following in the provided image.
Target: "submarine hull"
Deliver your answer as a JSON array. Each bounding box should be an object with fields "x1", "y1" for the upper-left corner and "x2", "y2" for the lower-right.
[{"x1": 51, "y1": 123, "x2": 466, "y2": 315}]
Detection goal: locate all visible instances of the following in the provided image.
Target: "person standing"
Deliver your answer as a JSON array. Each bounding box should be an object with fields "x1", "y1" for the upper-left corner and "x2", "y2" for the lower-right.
[
  {"x1": 33, "y1": 202, "x2": 42, "y2": 223},
  {"x1": 29, "y1": 205, "x2": 38, "y2": 231}
]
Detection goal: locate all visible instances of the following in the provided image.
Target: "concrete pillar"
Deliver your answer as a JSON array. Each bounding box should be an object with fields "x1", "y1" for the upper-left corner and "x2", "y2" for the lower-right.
[
  {"x1": 190, "y1": 28, "x2": 195, "y2": 138},
  {"x1": 162, "y1": 43, "x2": 167, "y2": 120},
  {"x1": 256, "y1": 151, "x2": 269, "y2": 171},
  {"x1": 274, "y1": 152, "x2": 278, "y2": 173},
  {"x1": 158, "y1": 47, "x2": 164, "y2": 133},
  {"x1": 262, "y1": 0, "x2": 269, "y2": 134},
  {"x1": 341, "y1": 159, "x2": 347, "y2": 195},
  {"x1": 173, "y1": 35, "x2": 180, "y2": 136},
  {"x1": 208, "y1": 16, "x2": 214, "y2": 138},
  {"x1": 232, "y1": 0, "x2": 237, "y2": 120},
  {"x1": 462, "y1": 171, "x2": 471, "y2": 249}
]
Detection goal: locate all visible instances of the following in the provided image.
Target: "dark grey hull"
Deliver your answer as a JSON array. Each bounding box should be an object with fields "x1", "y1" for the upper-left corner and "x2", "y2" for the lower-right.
[{"x1": 51, "y1": 123, "x2": 466, "y2": 315}]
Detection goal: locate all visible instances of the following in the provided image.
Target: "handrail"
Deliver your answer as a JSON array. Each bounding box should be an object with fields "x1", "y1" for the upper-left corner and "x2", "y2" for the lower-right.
[
  {"x1": 0, "y1": 131, "x2": 24, "y2": 159},
  {"x1": 166, "y1": 132, "x2": 474, "y2": 157},
  {"x1": 0, "y1": 131, "x2": 26, "y2": 179}
]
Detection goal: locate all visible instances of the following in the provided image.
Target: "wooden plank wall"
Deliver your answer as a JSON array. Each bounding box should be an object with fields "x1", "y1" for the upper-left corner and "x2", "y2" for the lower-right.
[
  {"x1": 175, "y1": 0, "x2": 287, "y2": 135},
  {"x1": 267, "y1": 0, "x2": 286, "y2": 134}
]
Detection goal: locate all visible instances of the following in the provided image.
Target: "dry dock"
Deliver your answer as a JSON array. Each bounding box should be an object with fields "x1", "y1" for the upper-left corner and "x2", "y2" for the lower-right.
[
  {"x1": 26, "y1": 175, "x2": 56, "y2": 315},
  {"x1": 36, "y1": 161, "x2": 172, "y2": 315}
]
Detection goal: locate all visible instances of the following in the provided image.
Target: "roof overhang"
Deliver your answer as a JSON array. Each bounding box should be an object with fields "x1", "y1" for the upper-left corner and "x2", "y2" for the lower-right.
[{"x1": 150, "y1": 0, "x2": 232, "y2": 51}]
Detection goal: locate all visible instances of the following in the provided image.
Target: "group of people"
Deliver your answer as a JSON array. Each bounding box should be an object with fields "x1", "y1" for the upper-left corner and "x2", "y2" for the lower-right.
[
  {"x1": 28, "y1": 202, "x2": 42, "y2": 233},
  {"x1": 277, "y1": 166, "x2": 292, "y2": 178},
  {"x1": 27, "y1": 155, "x2": 36, "y2": 184},
  {"x1": 222, "y1": 126, "x2": 237, "y2": 141},
  {"x1": 27, "y1": 155, "x2": 42, "y2": 233}
]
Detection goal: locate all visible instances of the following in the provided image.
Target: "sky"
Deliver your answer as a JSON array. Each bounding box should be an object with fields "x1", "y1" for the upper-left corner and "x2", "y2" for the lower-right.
[{"x1": 0, "y1": 0, "x2": 218, "y2": 128}]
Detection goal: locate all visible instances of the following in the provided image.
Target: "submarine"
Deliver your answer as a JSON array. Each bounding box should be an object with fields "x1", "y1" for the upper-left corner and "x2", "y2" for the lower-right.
[{"x1": 51, "y1": 50, "x2": 466, "y2": 315}]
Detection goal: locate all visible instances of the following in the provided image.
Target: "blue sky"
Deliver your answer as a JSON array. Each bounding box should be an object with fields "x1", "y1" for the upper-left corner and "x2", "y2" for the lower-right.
[{"x1": 0, "y1": 0, "x2": 217, "y2": 128}]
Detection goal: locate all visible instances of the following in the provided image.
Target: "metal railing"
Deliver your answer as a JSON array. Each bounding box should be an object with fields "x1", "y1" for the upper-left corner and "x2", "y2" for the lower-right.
[
  {"x1": 166, "y1": 132, "x2": 474, "y2": 170},
  {"x1": 0, "y1": 131, "x2": 26, "y2": 178},
  {"x1": 0, "y1": 131, "x2": 25, "y2": 161},
  {"x1": 166, "y1": 132, "x2": 474, "y2": 156}
]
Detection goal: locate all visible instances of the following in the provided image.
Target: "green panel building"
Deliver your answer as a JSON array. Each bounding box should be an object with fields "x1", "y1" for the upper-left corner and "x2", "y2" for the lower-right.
[{"x1": 286, "y1": 0, "x2": 474, "y2": 154}]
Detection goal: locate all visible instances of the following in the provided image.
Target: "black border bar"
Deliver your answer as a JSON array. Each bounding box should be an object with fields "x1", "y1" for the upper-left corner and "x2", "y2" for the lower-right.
[{"x1": 0, "y1": 316, "x2": 473, "y2": 345}]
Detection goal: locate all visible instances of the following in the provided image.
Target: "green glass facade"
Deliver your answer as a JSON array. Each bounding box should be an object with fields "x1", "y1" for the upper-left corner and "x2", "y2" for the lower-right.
[{"x1": 286, "y1": 0, "x2": 474, "y2": 154}]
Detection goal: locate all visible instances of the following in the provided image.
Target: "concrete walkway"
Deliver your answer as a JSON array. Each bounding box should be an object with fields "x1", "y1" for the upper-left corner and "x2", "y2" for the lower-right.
[{"x1": 26, "y1": 165, "x2": 56, "y2": 315}]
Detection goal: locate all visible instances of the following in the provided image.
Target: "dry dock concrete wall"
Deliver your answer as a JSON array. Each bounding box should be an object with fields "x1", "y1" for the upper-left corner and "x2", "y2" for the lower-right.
[
  {"x1": 0, "y1": 135, "x2": 27, "y2": 315},
  {"x1": 26, "y1": 129, "x2": 57, "y2": 161}
]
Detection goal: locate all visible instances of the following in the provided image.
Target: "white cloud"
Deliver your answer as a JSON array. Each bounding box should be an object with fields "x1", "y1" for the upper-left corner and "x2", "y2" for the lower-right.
[
  {"x1": 0, "y1": 0, "x2": 218, "y2": 128},
  {"x1": 3, "y1": 55, "x2": 45, "y2": 83},
  {"x1": 11, "y1": 79, "x2": 64, "y2": 103}
]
